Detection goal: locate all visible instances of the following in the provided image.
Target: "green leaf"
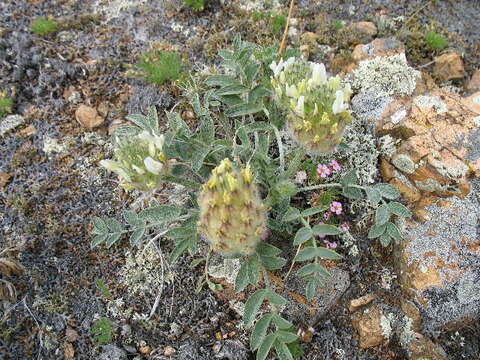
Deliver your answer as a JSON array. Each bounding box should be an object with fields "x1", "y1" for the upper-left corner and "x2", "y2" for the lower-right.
[
  {"x1": 129, "y1": 227, "x2": 145, "y2": 247},
  {"x1": 283, "y1": 207, "x2": 301, "y2": 222},
  {"x1": 190, "y1": 145, "x2": 211, "y2": 172},
  {"x1": 340, "y1": 169, "x2": 358, "y2": 187},
  {"x1": 305, "y1": 278, "x2": 317, "y2": 300},
  {"x1": 215, "y1": 84, "x2": 250, "y2": 96},
  {"x1": 375, "y1": 204, "x2": 391, "y2": 226},
  {"x1": 139, "y1": 206, "x2": 182, "y2": 224},
  {"x1": 314, "y1": 247, "x2": 343, "y2": 260},
  {"x1": 265, "y1": 290, "x2": 287, "y2": 307},
  {"x1": 248, "y1": 84, "x2": 270, "y2": 103},
  {"x1": 301, "y1": 206, "x2": 328, "y2": 217},
  {"x1": 293, "y1": 227, "x2": 313, "y2": 245},
  {"x1": 245, "y1": 63, "x2": 260, "y2": 85},
  {"x1": 206, "y1": 75, "x2": 242, "y2": 87},
  {"x1": 342, "y1": 186, "x2": 363, "y2": 200},
  {"x1": 379, "y1": 231, "x2": 391, "y2": 247},
  {"x1": 225, "y1": 102, "x2": 264, "y2": 117},
  {"x1": 275, "y1": 330, "x2": 298, "y2": 344},
  {"x1": 296, "y1": 263, "x2": 331, "y2": 278},
  {"x1": 368, "y1": 223, "x2": 387, "y2": 239},
  {"x1": 125, "y1": 113, "x2": 150, "y2": 131},
  {"x1": 91, "y1": 234, "x2": 108, "y2": 248},
  {"x1": 256, "y1": 243, "x2": 282, "y2": 257},
  {"x1": 244, "y1": 289, "x2": 267, "y2": 327},
  {"x1": 250, "y1": 314, "x2": 273, "y2": 351},
  {"x1": 388, "y1": 201, "x2": 412, "y2": 218},
  {"x1": 275, "y1": 341, "x2": 294, "y2": 360},
  {"x1": 272, "y1": 314, "x2": 292, "y2": 329},
  {"x1": 112, "y1": 125, "x2": 141, "y2": 138},
  {"x1": 247, "y1": 258, "x2": 260, "y2": 285},
  {"x1": 365, "y1": 187, "x2": 382, "y2": 205},
  {"x1": 92, "y1": 217, "x2": 108, "y2": 235},
  {"x1": 165, "y1": 226, "x2": 196, "y2": 239},
  {"x1": 256, "y1": 333, "x2": 276, "y2": 360},
  {"x1": 123, "y1": 210, "x2": 140, "y2": 225},
  {"x1": 105, "y1": 233, "x2": 122, "y2": 248},
  {"x1": 374, "y1": 183, "x2": 400, "y2": 200},
  {"x1": 105, "y1": 218, "x2": 122, "y2": 233},
  {"x1": 260, "y1": 256, "x2": 287, "y2": 270},
  {"x1": 235, "y1": 261, "x2": 250, "y2": 292},
  {"x1": 169, "y1": 237, "x2": 191, "y2": 263},
  {"x1": 387, "y1": 222, "x2": 403, "y2": 242},
  {"x1": 311, "y1": 224, "x2": 342, "y2": 236},
  {"x1": 294, "y1": 247, "x2": 316, "y2": 262}
]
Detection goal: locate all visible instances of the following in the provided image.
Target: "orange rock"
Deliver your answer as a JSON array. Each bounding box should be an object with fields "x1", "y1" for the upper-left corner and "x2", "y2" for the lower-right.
[
  {"x1": 75, "y1": 105, "x2": 104, "y2": 129},
  {"x1": 348, "y1": 294, "x2": 376, "y2": 312},
  {"x1": 352, "y1": 38, "x2": 405, "y2": 64},
  {"x1": 0, "y1": 172, "x2": 11, "y2": 188},
  {"x1": 466, "y1": 69, "x2": 480, "y2": 92},
  {"x1": 63, "y1": 342, "x2": 75, "y2": 360},
  {"x1": 433, "y1": 53, "x2": 464, "y2": 82},
  {"x1": 19, "y1": 125, "x2": 36, "y2": 136},
  {"x1": 352, "y1": 305, "x2": 387, "y2": 348},
  {"x1": 461, "y1": 91, "x2": 480, "y2": 114},
  {"x1": 406, "y1": 334, "x2": 447, "y2": 360},
  {"x1": 350, "y1": 21, "x2": 377, "y2": 38},
  {"x1": 164, "y1": 346, "x2": 175, "y2": 356}
]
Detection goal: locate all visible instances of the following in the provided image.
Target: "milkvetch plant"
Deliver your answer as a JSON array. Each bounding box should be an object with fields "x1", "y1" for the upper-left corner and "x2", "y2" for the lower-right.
[{"x1": 90, "y1": 36, "x2": 413, "y2": 360}]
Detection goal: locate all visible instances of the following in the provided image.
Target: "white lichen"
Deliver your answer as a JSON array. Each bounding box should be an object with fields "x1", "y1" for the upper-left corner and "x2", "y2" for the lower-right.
[
  {"x1": 353, "y1": 53, "x2": 420, "y2": 98},
  {"x1": 413, "y1": 95, "x2": 448, "y2": 113}
]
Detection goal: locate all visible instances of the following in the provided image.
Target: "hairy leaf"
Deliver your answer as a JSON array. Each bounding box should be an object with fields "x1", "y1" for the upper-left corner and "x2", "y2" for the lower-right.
[
  {"x1": 388, "y1": 201, "x2": 412, "y2": 218},
  {"x1": 374, "y1": 183, "x2": 400, "y2": 200},
  {"x1": 293, "y1": 227, "x2": 313, "y2": 245},
  {"x1": 251, "y1": 314, "x2": 273, "y2": 351},
  {"x1": 244, "y1": 289, "x2": 267, "y2": 327},
  {"x1": 375, "y1": 204, "x2": 391, "y2": 226}
]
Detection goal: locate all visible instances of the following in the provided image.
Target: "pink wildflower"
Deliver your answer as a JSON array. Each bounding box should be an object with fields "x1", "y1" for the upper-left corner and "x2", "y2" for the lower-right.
[
  {"x1": 340, "y1": 222, "x2": 350, "y2": 232},
  {"x1": 317, "y1": 164, "x2": 331, "y2": 178},
  {"x1": 330, "y1": 201, "x2": 343, "y2": 215},
  {"x1": 330, "y1": 160, "x2": 342, "y2": 172},
  {"x1": 323, "y1": 212, "x2": 331, "y2": 221},
  {"x1": 324, "y1": 240, "x2": 338, "y2": 249}
]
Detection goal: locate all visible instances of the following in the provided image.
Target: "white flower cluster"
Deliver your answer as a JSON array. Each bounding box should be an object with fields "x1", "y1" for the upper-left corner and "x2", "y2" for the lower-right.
[
  {"x1": 100, "y1": 130, "x2": 169, "y2": 191},
  {"x1": 270, "y1": 57, "x2": 353, "y2": 153}
]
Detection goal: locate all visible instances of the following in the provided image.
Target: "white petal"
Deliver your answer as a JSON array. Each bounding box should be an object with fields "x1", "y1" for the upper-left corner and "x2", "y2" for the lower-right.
[
  {"x1": 153, "y1": 134, "x2": 165, "y2": 150},
  {"x1": 132, "y1": 165, "x2": 145, "y2": 175},
  {"x1": 332, "y1": 90, "x2": 345, "y2": 114},
  {"x1": 100, "y1": 159, "x2": 119, "y2": 172},
  {"x1": 144, "y1": 157, "x2": 163, "y2": 175},
  {"x1": 296, "y1": 96, "x2": 305, "y2": 116}
]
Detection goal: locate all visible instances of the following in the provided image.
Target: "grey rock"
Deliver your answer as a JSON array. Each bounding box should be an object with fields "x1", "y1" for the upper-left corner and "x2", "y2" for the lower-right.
[
  {"x1": 0, "y1": 114, "x2": 24, "y2": 137},
  {"x1": 395, "y1": 179, "x2": 480, "y2": 331},
  {"x1": 98, "y1": 345, "x2": 127, "y2": 360}
]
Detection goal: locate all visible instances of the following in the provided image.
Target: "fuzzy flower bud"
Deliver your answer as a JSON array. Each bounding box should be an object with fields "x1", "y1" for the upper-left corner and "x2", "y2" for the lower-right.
[
  {"x1": 198, "y1": 159, "x2": 267, "y2": 256},
  {"x1": 100, "y1": 128, "x2": 171, "y2": 191},
  {"x1": 270, "y1": 58, "x2": 352, "y2": 153}
]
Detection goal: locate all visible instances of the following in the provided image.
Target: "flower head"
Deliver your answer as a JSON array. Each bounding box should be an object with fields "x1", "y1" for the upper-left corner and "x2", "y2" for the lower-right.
[
  {"x1": 330, "y1": 160, "x2": 342, "y2": 172},
  {"x1": 330, "y1": 201, "x2": 343, "y2": 215},
  {"x1": 323, "y1": 212, "x2": 331, "y2": 221},
  {"x1": 324, "y1": 240, "x2": 338, "y2": 249},
  {"x1": 317, "y1": 164, "x2": 331, "y2": 178},
  {"x1": 340, "y1": 222, "x2": 350, "y2": 232}
]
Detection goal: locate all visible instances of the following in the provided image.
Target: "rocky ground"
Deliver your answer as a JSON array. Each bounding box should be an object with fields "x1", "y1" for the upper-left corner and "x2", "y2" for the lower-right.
[{"x1": 0, "y1": 0, "x2": 479, "y2": 359}]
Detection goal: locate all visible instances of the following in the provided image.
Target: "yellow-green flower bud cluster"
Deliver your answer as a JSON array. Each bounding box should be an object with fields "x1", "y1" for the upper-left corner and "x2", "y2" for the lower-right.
[
  {"x1": 270, "y1": 57, "x2": 353, "y2": 153},
  {"x1": 100, "y1": 130, "x2": 170, "y2": 191},
  {"x1": 197, "y1": 159, "x2": 267, "y2": 256}
]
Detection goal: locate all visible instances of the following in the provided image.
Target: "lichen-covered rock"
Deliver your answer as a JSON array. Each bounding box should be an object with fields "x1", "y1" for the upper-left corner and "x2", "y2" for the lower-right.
[
  {"x1": 351, "y1": 304, "x2": 392, "y2": 348},
  {"x1": 352, "y1": 38, "x2": 405, "y2": 63},
  {"x1": 198, "y1": 159, "x2": 267, "y2": 256},
  {"x1": 394, "y1": 180, "x2": 480, "y2": 331},
  {"x1": 378, "y1": 88, "x2": 480, "y2": 209},
  {"x1": 352, "y1": 53, "x2": 420, "y2": 98},
  {"x1": 433, "y1": 52, "x2": 465, "y2": 82},
  {"x1": 348, "y1": 21, "x2": 377, "y2": 42},
  {"x1": 466, "y1": 69, "x2": 480, "y2": 92}
]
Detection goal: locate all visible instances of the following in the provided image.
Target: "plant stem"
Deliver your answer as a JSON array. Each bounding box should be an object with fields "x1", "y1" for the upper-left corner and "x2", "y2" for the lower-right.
[
  {"x1": 278, "y1": 0, "x2": 296, "y2": 56},
  {"x1": 298, "y1": 183, "x2": 342, "y2": 192}
]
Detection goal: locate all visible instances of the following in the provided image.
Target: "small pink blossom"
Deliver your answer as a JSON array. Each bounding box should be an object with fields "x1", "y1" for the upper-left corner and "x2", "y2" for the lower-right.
[
  {"x1": 330, "y1": 160, "x2": 342, "y2": 172},
  {"x1": 317, "y1": 222, "x2": 327, "y2": 238},
  {"x1": 324, "y1": 240, "x2": 338, "y2": 249},
  {"x1": 340, "y1": 222, "x2": 350, "y2": 232},
  {"x1": 316, "y1": 164, "x2": 331, "y2": 178},
  {"x1": 323, "y1": 212, "x2": 331, "y2": 221},
  {"x1": 330, "y1": 201, "x2": 343, "y2": 215}
]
